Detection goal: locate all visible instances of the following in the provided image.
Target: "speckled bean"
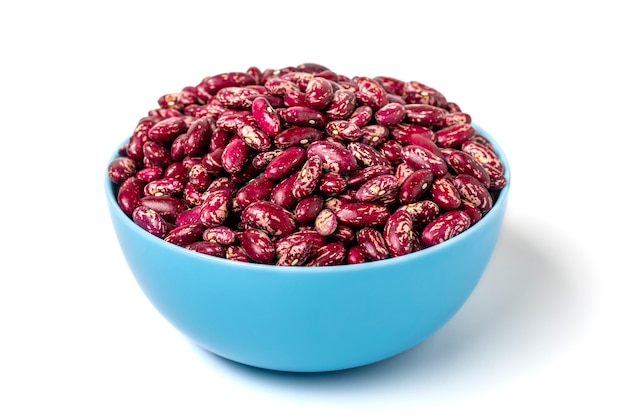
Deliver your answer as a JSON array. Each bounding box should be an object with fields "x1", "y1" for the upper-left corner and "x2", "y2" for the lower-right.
[
  {"x1": 108, "y1": 157, "x2": 137, "y2": 184},
  {"x1": 383, "y1": 210, "x2": 415, "y2": 257},
  {"x1": 356, "y1": 227, "x2": 389, "y2": 261},
  {"x1": 306, "y1": 242, "x2": 346, "y2": 266},
  {"x1": 186, "y1": 241, "x2": 225, "y2": 257},
  {"x1": 333, "y1": 202, "x2": 390, "y2": 227},
  {"x1": 431, "y1": 176, "x2": 462, "y2": 210},
  {"x1": 164, "y1": 223, "x2": 205, "y2": 247},
  {"x1": 240, "y1": 228, "x2": 275, "y2": 264},
  {"x1": 306, "y1": 141, "x2": 357, "y2": 174},
  {"x1": 305, "y1": 77, "x2": 334, "y2": 110},
  {"x1": 132, "y1": 206, "x2": 168, "y2": 238},
  {"x1": 251, "y1": 96, "x2": 281, "y2": 137},
  {"x1": 453, "y1": 174, "x2": 493, "y2": 213},
  {"x1": 421, "y1": 210, "x2": 471, "y2": 247},
  {"x1": 264, "y1": 146, "x2": 307, "y2": 181},
  {"x1": 240, "y1": 200, "x2": 297, "y2": 236},
  {"x1": 199, "y1": 189, "x2": 231, "y2": 227},
  {"x1": 315, "y1": 208, "x2": 338, "y2": 236},
  {"x1": 274, "y1": 126, "x2": 324, "y2": 149},
  {"x1": 294, "y1": 195, "x2": 325, "y2": 224},
  {"x1": 397, "y1": 169, "x2": 433, "y2": 205},
  {"x1": 292, "y1": 155, "x2": 323, "y2": 199}
]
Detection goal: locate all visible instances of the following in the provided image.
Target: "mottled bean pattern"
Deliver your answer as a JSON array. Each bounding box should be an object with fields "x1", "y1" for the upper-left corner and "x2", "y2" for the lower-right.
[{"x1": 110, "y1": 63, "x2": 507, "y2": 265}]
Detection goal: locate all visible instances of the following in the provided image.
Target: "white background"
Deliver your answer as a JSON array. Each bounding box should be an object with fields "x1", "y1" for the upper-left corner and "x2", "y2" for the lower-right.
[{"x1": 1, "y1": 1, "x2": 624, "y2": 415}]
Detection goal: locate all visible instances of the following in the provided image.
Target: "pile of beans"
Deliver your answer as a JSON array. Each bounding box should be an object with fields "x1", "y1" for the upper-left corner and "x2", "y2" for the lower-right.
[{"x1": 108, "y1": 63, "x2": 507, "y2": 266}]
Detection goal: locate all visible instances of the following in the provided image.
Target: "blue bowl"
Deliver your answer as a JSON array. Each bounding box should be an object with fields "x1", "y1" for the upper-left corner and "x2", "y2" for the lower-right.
[{"x1": 105, "y1": 125, "x2": 510, "y2": 372}]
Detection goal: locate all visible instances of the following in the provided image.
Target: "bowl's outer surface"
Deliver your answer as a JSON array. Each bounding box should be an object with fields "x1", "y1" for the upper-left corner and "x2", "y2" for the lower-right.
[{"x1": 105, "y1": 125, "x2": 510, "y2": 372}]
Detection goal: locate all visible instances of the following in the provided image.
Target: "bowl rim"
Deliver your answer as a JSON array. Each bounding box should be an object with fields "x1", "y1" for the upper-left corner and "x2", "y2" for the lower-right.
[{"x1": 105, "y1": 123, "x2": 510, "y2": 274}]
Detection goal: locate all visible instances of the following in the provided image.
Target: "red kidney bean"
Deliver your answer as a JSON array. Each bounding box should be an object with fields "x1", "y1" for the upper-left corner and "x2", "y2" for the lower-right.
[
  {"x1": 421, "y1": 210, "x2": 471, "y2": 247},
  {"x1": 294, "y1": 194, "x2": 325, "y2": 224},
  {"x1": 403, "y1": 104, "x2": 446, "y2": 127},
  {"x1": 292, "y1": 155, "x2": 323, "y2": 199},
  {"x1": 346, "y1": 164, "x2": 394, "y2": 188},
  {"x1": 216, "y1": 86, "x2": 267, "y2": 108},
  {"x1": 347, "y1": 245, "x2": 368, "y2": 264},
  {"x1": 397, "y1": 169, "x2": 433, "y2": 205},
  {"x1": 108, "y1": 157, "x2": 137, "y2": 184},
  {"x1": 221, "y1": 136, "x2": 249, "y2": 174},
  {"x1": 223, "y1": 245, "x2": 249, "y2": 262},
  {"x1": 375, "y1": 103, "x2": 406, "y2": 126},
  {"x1": 397, "y1": 200, "x2": 440, "y2": 228},
  {"x1": 438, "y1": 111, "x2": 472, "y2": 128},
  {"x1": 274, "y1": 126, "x2": 324, "y2": 149},
  {"x1": 252, "y1": 149, "x2": 283, "y2": 170},
  {"x1": 183, "y1": 182, "x2": 203, "y2": 206},
  {"x1": 277, "y1": 106, "x2": 327, "y2": 128},
  {"x1": 138, "y1": 195, "x2": 187, "y2": 222},
  {"x1": 170, "y1": 133, "x2": 188, "y2": 161},
  {"x1": 461, "y1": 139, "x2": 504, "y2": 173},
  {"x1": 241, "y1": 200, "x2": 297, "y2": 236},
  {"x1": 144, "y1": 178, "x2": 184, "y2": 197},
  {"x1": 117, "y1": 177, "x2": 144, "y2": 216},
  {"x1": 434, "y1": 123, "x2": 475, "y2": 148},
  {"x1": 383, "y1": 210, "x2": 415, "y2": 257},
  {"x1": 395, "y1": 163, "x2": 415, "y2": 186},
  {"x1": 355, "y1": 76, "x2": 389, "y2": 110},
  {"x1": 204, "y1": 176, "x2": 237, "y2": 196},
  {"x1": 135, "y1": 166, "x2": 163, "y2": 183},
  {"x1": 333, "y1": 202, "x2": 390, "y2": 227},
  {"x1": 199, "y1": 189, "x2": 231, "y2": 227},
  {"x1": 216, "y1": 110, "x2": 256, "y2": 132},
  {"x1": 330, "y1": 224, "x2": 355, "y2": 244},
  {"x1": 356, "y1": 227, "x2": 389, "y2": 261},
  {"x1": 306, "y1": 242, "x2": 346, "y2": 266},
  {"x1": 347, "y1": 142, "x2": 392, "y2": 168},
  {"x1": 348, "y1": 105, "x2": 373, "y2": 127},
  {"x1": 240, "y1": 228, "x2": 275, "y2": 264},
  {"x1": 264, "y1": 146, "x2": 307, "y2": 181},
  {"x1": 201, "y1": 72, "x2": 257, "y2": 95},
  {"x1": 186, "y1": 241, "x2": 225, "y2": 257},
  {"x1": 184, "y1": 117, "x2": 212, "y2": 156},
  {"x1": 143, "y1": 141, "x2": 172, "y2": 168},
  {"x1": 402, "y1": 81, "x2": 447, "y2": 107},
  {"x1": 453, "y1": 174, "x2": 493, "y2": 214},
  {"x1": 238, "y1": 124, "x2": 272, "y2": 152},
  {"x1": 232, "y1": 173, "x2": 274, "y2": 212},
  {"x1": 401, "y1": 145, "x2": 448, "y2": 177},
  {"x1": 305, "y1": 77, "x2": 334, "y2": 110},
  {"x1": 359, "y1": 124, "x2": 389, "y2": 147},
  {"x1": 378, "y1": 140, "x2": 403, "y2": 165},
  {"x1": 275, "y1": 230, "x2": 326, "y2": 259},
  {"x1": 306, "y1": 141, "x2": 357, "y2": 174},
  {"x1": 355, "y1": 174, "x2": 398, "y2": 202},
  {"x1": 318, "y1": 172, "x2": 347, "y2": 196},
  {"x1": 188, "y1": 163, "x2": 211, "y2": 192},
  {"x1": 315, "y1": 208, "x2": 338, "y2": 236},
  {"x1": 148, "y1": 117, "x2": 187, "y2": 143},
  {"x1": 389, "y1": 124, "x2": 435, "y2": 146},
  {"x1": 431, "y1": 176, "x2": 462, "y2": 210},
  {"x1": 164, "y1": 223, "x2": 205, "y2": 247},
  {"x1": 132, "y1": 206, "x2": 168, "y2": 238},
  {"x1": 373, "y1": 75, "x2": 405, "y2": 96},
  {"x1": 445, "y1": 149, "x2": 491, "y2": 187},
  {"x1": 276, "y1": 241, "x2": 313, "y2": 266},
  {"x1": 270, "y1": 173, "x2": 299, "y2": 210},
  {"x1": 325, "y1": 89, "x2": 357, "y2": 120},
  {"x1": 202, "y1": 226, "x2": 236, "y2": 245},
  {"x1": 251, "y1": 96, "x2": 281, "y2": 137},
  {"x1": 325, "y1": 120, "x2": 362, "y2": 141}
]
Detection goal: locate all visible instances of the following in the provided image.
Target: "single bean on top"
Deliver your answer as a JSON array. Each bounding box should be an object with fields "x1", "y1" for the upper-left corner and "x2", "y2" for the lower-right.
[{"x1": 108, "y1": 63, "x2": 507, "y2": 266}]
